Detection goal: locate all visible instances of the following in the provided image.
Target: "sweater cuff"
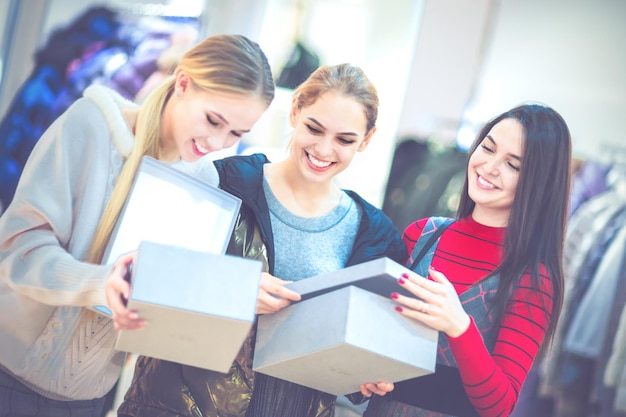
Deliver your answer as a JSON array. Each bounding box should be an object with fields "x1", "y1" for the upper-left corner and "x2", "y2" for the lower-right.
[
  {"x1": 53, "y1": 259, "x2": 114, "y2": 308},
  {"x1": 446, "y1": 316, "x2": 482, "y2": 362},
  {"x1": 83, "y1": 264, "x2": 114, "y2": 308}
]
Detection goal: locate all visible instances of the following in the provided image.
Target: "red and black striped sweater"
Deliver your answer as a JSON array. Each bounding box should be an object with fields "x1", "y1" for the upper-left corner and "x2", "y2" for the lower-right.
[{"x1": 401, "y1": 216, "x2": 553, "y2": 417}]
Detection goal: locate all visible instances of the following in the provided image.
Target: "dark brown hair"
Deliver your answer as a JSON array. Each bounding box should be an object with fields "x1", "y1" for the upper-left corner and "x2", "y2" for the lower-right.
[{"x1": 457, "y1": 103, "x2": 571, "y2": 350}]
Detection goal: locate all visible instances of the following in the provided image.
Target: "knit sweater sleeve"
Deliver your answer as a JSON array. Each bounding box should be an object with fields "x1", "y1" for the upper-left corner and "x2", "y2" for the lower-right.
[
  {"x1": 0, "y1": 97, "x2": 119, "y2": 308},
  {"x1": 448, "y1": 273, "x2": 553, "y2": 417}
]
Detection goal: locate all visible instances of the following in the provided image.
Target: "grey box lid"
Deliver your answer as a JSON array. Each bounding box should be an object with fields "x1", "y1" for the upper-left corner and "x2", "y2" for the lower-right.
[
  {"x1": 103, "y1": 156, "x2": 241, "y2": 264},
  {"x1": 285, "y1": 257, "x2": 415, "y2": 300}
]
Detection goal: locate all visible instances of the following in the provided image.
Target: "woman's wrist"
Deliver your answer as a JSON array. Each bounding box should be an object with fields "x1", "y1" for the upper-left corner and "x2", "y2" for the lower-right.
[{"x1": 446, "y1": 313, "x2": 471, "y2": 338}]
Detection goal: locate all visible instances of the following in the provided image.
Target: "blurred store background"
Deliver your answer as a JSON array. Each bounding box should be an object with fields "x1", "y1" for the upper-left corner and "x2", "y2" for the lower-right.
[{"x1": 0, "y1": 1, "x2": 625, "y2": 416}]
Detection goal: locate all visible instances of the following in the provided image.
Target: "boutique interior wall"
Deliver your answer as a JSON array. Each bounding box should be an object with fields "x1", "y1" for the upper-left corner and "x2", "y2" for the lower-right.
[{"x1": 0, "y1": 0, "x2": 624, "y2": 206}]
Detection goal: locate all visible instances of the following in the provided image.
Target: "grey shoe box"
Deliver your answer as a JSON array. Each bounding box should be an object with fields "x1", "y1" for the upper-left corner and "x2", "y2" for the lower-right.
[
  {"x1": 253, "y1": 258, "x2": 438, "y2": 396},
  {"x1": 115, "y1": 241, "x2": 262, "y2": 373}
]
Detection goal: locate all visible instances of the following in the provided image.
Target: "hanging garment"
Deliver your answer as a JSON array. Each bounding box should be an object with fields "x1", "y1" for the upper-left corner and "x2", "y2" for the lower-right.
[
  {"x1": 276, "y1": 42, "x2": 320, "y2": 89},
  {"x1": 539, "y1": 189, "x2": 626, "y2": 398},
  {"x1": 0, "y1": 8, "x2": 197, "y2": 210},
  {"x1": 0, "y1": 6, "x2": 121, "y2": 209},
  {"x1": 563, "y1": 210, "x2": 626, "y2": 358},
  {"x1": 382, "y1": 141, "x2": 467, "y2": 232},
  {"x1": 550, "y1": 213, "x2": 626, "y2": 417},
  {"x1": 607, "y1": 301, "x2": 626, "y2": 414},
  {"x1": 569, "y1": 159, "x2": 610, "y2": 217},
  {"x1": 593, "y1": 239, "x2": 626, "y2": 417}
]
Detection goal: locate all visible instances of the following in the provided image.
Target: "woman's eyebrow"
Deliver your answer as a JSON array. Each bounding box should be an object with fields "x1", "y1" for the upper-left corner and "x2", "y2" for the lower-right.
[
  {"x1": 307, "y1": 117, "x2": 359, "y2": 137},
  {"x1": 486, "y1": 134, "x2": 522, "y2": 161},
  {"x1": 211, "y1": 111, "x2": 229, "y2": 125}
]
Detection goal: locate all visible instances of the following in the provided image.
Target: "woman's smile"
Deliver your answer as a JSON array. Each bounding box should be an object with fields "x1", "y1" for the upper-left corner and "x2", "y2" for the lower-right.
[{"x1": 306, "y1": 151, "x2": 334, "y2": 170}]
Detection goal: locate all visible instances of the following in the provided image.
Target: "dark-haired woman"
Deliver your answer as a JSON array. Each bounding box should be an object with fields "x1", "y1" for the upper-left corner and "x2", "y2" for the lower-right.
[{"x1": 365, "y1": 104, "x2": 571, "y2": 417}]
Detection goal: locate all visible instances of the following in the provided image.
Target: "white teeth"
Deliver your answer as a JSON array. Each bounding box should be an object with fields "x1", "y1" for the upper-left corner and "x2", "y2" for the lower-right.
[
  {"x1": 308, "y1": 153, "x2": 332, "y2": 168},
  {"x1": 478, "y1": 175, "x2": 496, "y2": 189},
  {"x1": 194, "y1": 139, "x2": 209, "y2": 154}
]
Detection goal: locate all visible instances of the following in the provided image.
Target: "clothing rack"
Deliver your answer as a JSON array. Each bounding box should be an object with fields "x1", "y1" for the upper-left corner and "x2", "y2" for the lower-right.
[
  {"x1": 513, "y1": 154, "x2": 626, "y2": 417},
  {"x1": 0, "y1": 5, "x2": 201, "y2": 212}
]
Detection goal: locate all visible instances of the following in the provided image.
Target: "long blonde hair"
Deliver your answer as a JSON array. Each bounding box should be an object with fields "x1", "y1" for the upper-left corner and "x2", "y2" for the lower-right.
[{"x1": 86, "y1": 34, "x2": 274, "y2": 264}]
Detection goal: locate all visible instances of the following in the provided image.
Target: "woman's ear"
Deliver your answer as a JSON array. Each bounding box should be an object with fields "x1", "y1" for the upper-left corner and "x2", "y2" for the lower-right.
[
  {"x1": 175, "y1": 71, "x2": 191, "y2": 95},
  {"x1": 358, "y1": 127, "x2": 376, "y2": 152},
  {"x1": 289, "y1": 96, "x2": 300, "y2": 128}
]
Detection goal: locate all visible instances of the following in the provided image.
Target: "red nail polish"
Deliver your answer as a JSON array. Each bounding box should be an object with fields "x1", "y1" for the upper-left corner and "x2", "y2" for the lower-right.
[
  {"x1": 401, "y1": 273, "x2": 409, "y2": 278},
  {"x1": 391, "y1": 292, "x2": 399, "y2": 299},
  {"x1": 395, "y1": 306, "x2": 403, "y2": 312},
  {"x1": 398, "y1": 278, "x2": 406, "y2": 285}
]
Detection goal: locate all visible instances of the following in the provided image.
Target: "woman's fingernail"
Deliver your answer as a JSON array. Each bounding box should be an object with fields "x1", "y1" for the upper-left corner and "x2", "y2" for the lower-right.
[
  {"x1": 395, "y1": 306, "x2": 403, "y2": 313},
  {"x1": 401, "y1": 273, "x2": 409, "y2": 278},
  {"x1": 398, "y1": 278, "x2": 406, "y2": 285},
  {"x1": 391, "y1": 292, "x2": 399, "y2": 299}
]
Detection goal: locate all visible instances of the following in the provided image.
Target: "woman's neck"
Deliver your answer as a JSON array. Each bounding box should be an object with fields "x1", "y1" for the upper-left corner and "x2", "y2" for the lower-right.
[
  {"x1": 471, "y1": 206, "x2": 510, "y2": 227},
  {"x1": 264, "y1": 161, "x2": 343, "y2": 218},
  {"x1": 123, "y1": 108, "x2": 139, "y2": 135}
]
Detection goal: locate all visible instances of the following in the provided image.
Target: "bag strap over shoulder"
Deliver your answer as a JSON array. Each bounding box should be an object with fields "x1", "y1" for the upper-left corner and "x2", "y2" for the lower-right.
[{"x1": 407, "y1": 216, "x2": 455, "y2": 273}]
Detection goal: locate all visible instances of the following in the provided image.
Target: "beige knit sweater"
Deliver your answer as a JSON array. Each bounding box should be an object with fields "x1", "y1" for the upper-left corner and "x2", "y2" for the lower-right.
[{"x1": 0, "y1": 85, "x2": 136, "y2": 401}]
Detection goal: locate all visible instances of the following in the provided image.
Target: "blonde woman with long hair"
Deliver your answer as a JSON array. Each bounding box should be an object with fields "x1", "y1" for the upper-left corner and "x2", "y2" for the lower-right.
[{"x1": 0, "y1": 34, "x2": 274, "y2": 417}]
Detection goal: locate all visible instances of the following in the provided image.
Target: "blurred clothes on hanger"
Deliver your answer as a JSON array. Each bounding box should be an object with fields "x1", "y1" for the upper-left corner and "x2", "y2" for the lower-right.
[
  {"x1": 0, "y1": 6, "x2": 198, "y2": 212},
  {"x1": 382, "y1": 137, "x2": 466, "y2": 232},
  {"x1": 276, "y1": 42, "x2": 320, "y2": 89}
]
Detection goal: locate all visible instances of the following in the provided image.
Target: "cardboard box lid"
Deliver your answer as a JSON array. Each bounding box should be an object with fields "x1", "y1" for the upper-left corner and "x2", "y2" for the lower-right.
[
  {"x1": 103, "y1": 156, "x2": 241, "y2": 264},
  {"x1": 285, "y1": 257, "x2": 415, "y2": 301}
]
